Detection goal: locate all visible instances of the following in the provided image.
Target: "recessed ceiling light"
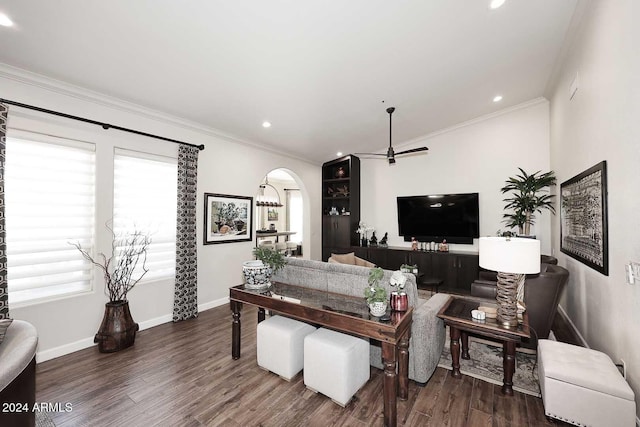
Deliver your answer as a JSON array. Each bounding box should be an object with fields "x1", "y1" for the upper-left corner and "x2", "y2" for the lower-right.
[
  {"x1": 336, "y1": 152, "x2": 343, "y2": 157},
  {"x1": 262, "y1": 121, "x2": 271, "y2": 128},
  {"x1": 493, "y1": 95, "x2": 503, "y2": 102},
  {"x1": 489, "y1": 0, "x2": 506, "y2": 9},
  {"x1": 0, "y1": 13, "x2": 14, "y2": 27}
]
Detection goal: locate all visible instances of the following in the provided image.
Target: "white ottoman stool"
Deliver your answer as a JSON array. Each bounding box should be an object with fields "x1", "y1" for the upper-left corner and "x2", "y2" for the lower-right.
[
  {"x1": 303, "y1": 328, "x2": 370, "y2": 406},
  {"x1": 538, "y1": 339, "x2": 636, "y2": 427},
  {"x1": 257, "y1": 315, "x2": 316, "y2": 381}
]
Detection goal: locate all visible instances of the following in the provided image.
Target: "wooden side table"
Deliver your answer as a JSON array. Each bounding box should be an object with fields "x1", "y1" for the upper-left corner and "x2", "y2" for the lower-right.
[{"x1": 436, "y1": 296, "x2": 530, "y2": 395}]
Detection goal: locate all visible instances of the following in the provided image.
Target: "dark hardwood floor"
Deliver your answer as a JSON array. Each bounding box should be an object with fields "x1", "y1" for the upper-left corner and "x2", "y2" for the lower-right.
[{"x1": 36, "y1": 304, "x2": 571, "y2": 426}]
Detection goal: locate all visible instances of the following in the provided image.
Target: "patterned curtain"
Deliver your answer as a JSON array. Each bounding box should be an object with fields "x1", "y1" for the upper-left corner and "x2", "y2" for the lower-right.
[
  {"x1": 0, "y1": 104, "x2": 8, "y2": 319},
  {"x1": 173, "y1": 144, "x2": 199, "y2": 322}
]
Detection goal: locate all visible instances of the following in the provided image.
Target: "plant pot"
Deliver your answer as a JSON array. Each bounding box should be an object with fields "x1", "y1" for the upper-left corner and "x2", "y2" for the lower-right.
[
  {"x1": 94, "y1": 300, "x2": 139, "y2": 353},
  {"x1": 242, "y1": 261, "x2": 273, "y2": 289},
  {"x1": 369, "y1": 301, "x2": 387, "y2": 317},
  {"x1": 390, "y1": 292, "x2": 408, "y2": 312}
]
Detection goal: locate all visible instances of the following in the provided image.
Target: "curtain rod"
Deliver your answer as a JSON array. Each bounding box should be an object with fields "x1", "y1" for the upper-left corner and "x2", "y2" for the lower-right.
[
  {"x1": 284, "y1": 188, "x2": 300, "y2": 191},
  {"x1": 0, "y1": 98, "x2": 205, "y2": 151}
]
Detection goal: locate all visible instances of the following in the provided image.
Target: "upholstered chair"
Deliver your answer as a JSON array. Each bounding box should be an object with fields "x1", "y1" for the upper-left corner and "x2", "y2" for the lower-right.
[{"x1": 471, "y1": 263, "x2": 569, "y2": 350}]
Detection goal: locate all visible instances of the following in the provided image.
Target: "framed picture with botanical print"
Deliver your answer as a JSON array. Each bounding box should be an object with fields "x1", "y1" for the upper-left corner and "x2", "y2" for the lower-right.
[
  {"x1": 267, "y1": 208, "x2": 278, "y2": 221},
  {"x1": 560, "y1": 161, "x2": 608, "y2": 275},
  {"x1": 204, "y1": 193, "x2": 253, "y2": 244}
]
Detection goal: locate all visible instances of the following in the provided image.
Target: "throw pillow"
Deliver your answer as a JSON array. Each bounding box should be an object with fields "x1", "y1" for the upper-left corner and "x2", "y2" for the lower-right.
[
  {"x1": 0, "y1": 318, "x2": 13, "y2": 345},
  {"x1": 331, "y1": 252, "x2": 356, "y2": 265},
  {"x1": 354, "y1": 257, "x2": 375, "y2": 268},
  {"x1": 327, "y1": 257, "x2": 339, "y2": 264}
]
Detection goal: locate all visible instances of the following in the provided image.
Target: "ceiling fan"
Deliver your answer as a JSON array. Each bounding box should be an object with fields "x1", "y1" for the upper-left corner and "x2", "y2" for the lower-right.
[{"x1": 357, "y1": 107, "x2": 429, "y2": 164}]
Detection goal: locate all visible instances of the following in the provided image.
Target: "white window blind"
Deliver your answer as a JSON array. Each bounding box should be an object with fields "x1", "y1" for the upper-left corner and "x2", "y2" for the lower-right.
[
  {"x1": 5, "y1": 136, "x2": 96, "y2": 304},
  {"x1": 113, "y1": 148, "x2": 177, "y2": 283}
]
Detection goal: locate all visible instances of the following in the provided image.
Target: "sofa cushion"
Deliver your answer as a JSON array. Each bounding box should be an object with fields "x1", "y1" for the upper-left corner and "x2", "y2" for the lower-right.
[
  {"x1": 331, "y1": 252, "x2": 356, "y2": 265},
  {"x1": 0, "y1": 319, "x2": 13, "y2": 345}
]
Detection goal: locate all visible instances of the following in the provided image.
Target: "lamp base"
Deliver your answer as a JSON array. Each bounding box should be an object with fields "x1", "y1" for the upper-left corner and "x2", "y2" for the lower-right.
[
  {"x1": 496, "y1": 272, "x2": 522, "y2": 328},
  {"x1": 496, "y1": 314, "x2": 520, "y2": 328}
]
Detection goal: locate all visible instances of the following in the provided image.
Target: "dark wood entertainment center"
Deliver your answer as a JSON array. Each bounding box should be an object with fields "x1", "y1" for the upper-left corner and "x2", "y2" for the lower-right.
[
  {"x1": 353, "y1": 246, "x2": 479, "y2": 294},
  {"x1": 321, "y1": 155, "x2": 479, "y2": 294}
]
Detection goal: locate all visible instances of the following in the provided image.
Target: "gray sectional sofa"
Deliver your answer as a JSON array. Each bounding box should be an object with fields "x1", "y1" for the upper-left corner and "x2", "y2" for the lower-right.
[{"x1": 272, "y1": 257, "x2": 449, "y2": 384}]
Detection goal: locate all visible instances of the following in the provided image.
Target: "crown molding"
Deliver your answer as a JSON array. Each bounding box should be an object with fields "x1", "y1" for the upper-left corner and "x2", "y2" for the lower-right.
[{"x1": 0, "y1": 63, "x2": 315, "y2": 165}]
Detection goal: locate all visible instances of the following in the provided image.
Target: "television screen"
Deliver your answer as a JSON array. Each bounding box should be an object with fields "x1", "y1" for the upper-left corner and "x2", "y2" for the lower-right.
[{"x1": 397, "y1": 193, "x2": 479, "y2": 244}]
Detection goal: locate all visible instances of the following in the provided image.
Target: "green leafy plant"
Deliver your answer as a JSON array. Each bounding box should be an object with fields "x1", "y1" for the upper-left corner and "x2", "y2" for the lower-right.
[
  {"x1": 252, "y1": 246, "x2": 287, "y2": 274},
  {"x1": 364, "y1": 267, "x2": 387, "y2": 304},
  {"x1": 501, "y1": 168, "x2": 557, "y2": 235}
]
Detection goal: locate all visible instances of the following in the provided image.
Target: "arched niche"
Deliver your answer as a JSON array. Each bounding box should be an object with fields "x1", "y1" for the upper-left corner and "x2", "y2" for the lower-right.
[{"x1": 255, "y1": 168, "x2": 308, "y2": 256}]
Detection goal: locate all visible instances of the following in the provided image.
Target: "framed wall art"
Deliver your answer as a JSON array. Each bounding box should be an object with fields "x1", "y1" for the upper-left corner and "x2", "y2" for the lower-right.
[
  {"x1": 204, "y1": 193, "x2": 253, "y2": 244},
  {"x1": 267, "y1": 208, "x2": 278, "y2": 221},
  {"x1": 560, "y1": 161, "x2": 608, "y2": 275}
]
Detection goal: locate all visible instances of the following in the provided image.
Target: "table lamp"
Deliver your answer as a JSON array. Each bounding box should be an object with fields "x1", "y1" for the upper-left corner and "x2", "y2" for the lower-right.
[{"x1": 479, "y1": 237, "x2": 540, "y2": 327}]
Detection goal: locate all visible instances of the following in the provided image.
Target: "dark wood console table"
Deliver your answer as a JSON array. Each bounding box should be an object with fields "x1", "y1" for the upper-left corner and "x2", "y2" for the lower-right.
[
  {"x1": 230, "y1": 282, "x2": 412, "y2": 427},
  {"x1": 437, "y1": 296, "x2": 530, "y2": 395}
]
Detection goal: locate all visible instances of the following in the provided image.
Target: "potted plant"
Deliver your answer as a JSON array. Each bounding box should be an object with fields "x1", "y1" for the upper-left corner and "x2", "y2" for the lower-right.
[
  {"x1": 501, "y1": 168, "x2": 557, "y2": 236},
  {"x1": 364, "y1": 267, "x2": 387, "y2": 316},
  {"x1": 243, "y1": 246, "x2": 287, "y2": 289},
  {"x1": 389, "y1": 270, "x2": 409, "y2": 311},
  {"x1": 72, "y1": 225, "x2": 150, "y2": 353}
]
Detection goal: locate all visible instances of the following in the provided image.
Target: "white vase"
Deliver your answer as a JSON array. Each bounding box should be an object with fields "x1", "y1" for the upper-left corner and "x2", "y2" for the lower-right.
[
  {"x1": 369, "y1": 301, "x2": 387, "y2": 317},
  {"x1": 242, "y1": 261, "x2": 272, "y2": 289}
]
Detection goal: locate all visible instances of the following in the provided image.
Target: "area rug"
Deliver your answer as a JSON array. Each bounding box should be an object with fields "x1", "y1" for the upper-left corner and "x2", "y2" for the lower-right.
[{"x1": 438, "y1": 335, "x2": 541, "y2": 397}]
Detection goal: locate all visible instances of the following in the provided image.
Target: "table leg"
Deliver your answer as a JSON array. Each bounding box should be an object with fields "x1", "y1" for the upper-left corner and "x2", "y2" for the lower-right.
[
  {"x1": 502, "y1": 340, "x2": 516, "y2": 395},
  {"x1": 258, "y1": 307, "x2": 266, "y2": 323},
  {"x1": 398, "y1": 334, "x2": 410, "y2": 400},
  {"x1": 381, "y1": 342, "x2": 398, "y2": 427},
  {"x1": 450, "y1": 326, "x2": 462, "y2": 378},
  {"x1": 461, "y1": 331, "x2": 470, "y2": 360},
  {"x1": 231, "y1": 300, "x2": 242, "y2": 360}
]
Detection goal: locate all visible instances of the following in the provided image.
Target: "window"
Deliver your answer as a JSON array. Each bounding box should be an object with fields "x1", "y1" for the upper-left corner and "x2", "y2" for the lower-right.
[
  {"x1": 287, "y1": 190, "x2": 303, "y2": 244},
  {"x1": 5, "y1": 135, "x2": 96, "y2": 304},
  {"x1": 113, "y1": 148, "x2": 177, "y2": 283}
]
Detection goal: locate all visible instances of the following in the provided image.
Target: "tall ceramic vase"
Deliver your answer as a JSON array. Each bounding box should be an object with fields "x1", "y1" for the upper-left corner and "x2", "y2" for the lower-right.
[{"x1": 94, "y1": 300, "x2": 139, "y2": 353}]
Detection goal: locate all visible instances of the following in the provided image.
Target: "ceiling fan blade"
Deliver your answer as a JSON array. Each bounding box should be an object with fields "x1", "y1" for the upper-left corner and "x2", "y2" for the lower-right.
[
  {"x1": 394, "y1": 147, "x2": 429, "y2": 156},
  {"x1": 355, "y1": 152, "x2": 388, "y2": 156}
]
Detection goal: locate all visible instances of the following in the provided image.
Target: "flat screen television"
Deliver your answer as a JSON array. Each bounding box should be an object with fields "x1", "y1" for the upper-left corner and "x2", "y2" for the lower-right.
[{"x1": 397, "y1": 193, "x2": 479, "y2": 244}]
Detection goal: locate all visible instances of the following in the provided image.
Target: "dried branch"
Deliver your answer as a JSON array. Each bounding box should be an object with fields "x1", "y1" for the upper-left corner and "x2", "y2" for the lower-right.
[{"x1": 71, "y1": 223, "x2": 151, "y2": 302}]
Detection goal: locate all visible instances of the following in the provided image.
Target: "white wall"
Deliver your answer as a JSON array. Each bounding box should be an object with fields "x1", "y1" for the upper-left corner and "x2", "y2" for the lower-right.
[
  {"x1": 361, "y1": 99, "x2": 552, "y2": 254},
  {"x1": 0, "y1": 66, "x2": 321, "y2": 361},
  {"x1": 547, "y1": 0, "x2": 640, "y2": 418}
]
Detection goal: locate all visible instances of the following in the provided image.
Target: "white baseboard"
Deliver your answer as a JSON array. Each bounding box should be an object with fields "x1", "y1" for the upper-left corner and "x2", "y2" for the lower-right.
[
  {"x1": 36, "y1": 297, "x2": 230, "y2": 363},
  {"x1": 557, "y1": 305, "x2": 589, "y2": 348},
  {"x1": 36, "y1": 337, "x2": 96, "y2": 363},
  {"x1": 199, "y1": 296, "x2": 229, "y2": 312}
]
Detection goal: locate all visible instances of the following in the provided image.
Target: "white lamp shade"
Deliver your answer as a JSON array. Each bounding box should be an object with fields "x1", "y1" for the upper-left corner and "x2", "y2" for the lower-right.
[{"x1": 479, "y1": 237, "x2": 541, "y2": 274}]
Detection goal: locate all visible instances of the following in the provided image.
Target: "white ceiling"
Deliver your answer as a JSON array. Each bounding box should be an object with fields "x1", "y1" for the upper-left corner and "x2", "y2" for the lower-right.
[{"x1": 0, "y1": 0, "x2": 578, "y2": 164}]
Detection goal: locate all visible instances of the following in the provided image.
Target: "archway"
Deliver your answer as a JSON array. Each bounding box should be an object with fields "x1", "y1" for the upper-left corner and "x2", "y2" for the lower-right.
[{"x1": 255, "y1": 168, "x2": 307, "y2": 257}]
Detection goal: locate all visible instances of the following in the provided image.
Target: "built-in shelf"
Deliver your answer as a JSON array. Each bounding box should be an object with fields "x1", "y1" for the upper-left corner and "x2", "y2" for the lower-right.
[{"x1": 322, "y1": 155, "x2": 360, "y2": 261}]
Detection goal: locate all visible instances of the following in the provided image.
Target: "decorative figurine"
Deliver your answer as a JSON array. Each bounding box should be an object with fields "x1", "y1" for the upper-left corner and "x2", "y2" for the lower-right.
[
  {"x1": 411, "y1": 237, "x2": 418, "y2": 251},
  {"x1": 379, "y1": 232, "x2": 388, "y2": 248},
  {"x1": 438, "y1": 239, "x2": 449, "y2": 252},
  {"x1": 369, "y1": 232, "x2": 378, "y2": 247}
]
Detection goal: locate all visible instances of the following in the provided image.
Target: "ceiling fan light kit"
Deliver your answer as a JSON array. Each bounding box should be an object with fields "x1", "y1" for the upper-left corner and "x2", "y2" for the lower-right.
[{"x1": 357, "y1": 107, "x2": 429, "y2": 164}]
